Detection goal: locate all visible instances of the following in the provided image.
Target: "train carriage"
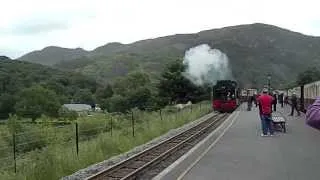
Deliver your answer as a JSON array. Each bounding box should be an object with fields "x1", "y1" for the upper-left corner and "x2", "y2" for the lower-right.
[
  {"x1": 304, "y1": 80, "x2": 320, "y2": 110},
  {"x1": 288, "y1": 80, "x2": 320, "y2": 112}
]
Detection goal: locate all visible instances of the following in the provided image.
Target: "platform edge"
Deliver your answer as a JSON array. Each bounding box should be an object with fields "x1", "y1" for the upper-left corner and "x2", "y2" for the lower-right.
[{"x1": 152, "y1": 111, "x2": 239, "y2": 180}]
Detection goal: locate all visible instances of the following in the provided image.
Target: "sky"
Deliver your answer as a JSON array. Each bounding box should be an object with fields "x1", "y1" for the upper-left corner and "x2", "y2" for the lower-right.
[{"x1": 1, "y1": 0, "x2": 320, "y2": 59}]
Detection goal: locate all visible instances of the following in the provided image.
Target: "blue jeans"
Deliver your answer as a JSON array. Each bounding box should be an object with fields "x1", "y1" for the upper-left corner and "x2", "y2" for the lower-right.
[{"x1": 261, "y1": 114, "x2": 274, "y2": 135}]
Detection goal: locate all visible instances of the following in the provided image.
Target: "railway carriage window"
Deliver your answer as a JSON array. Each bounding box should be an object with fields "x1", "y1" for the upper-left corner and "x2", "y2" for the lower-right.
[
  {"x1": 309, "y1": 87, "x2": 312, "y2": 98},
  {"x1": 312, "y1": 86, "x2": 314, "y2": 99}
]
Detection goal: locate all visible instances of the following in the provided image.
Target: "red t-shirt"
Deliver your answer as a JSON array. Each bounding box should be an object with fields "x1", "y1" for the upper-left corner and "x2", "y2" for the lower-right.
[{"x1": 258, "y1": 94, "x2": 273, "y2": 115}]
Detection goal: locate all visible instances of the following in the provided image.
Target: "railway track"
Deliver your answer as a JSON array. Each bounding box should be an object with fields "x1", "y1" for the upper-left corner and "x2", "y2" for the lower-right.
[{"x1": 86, "y1": 113, "x2": 228, "y2": 180}]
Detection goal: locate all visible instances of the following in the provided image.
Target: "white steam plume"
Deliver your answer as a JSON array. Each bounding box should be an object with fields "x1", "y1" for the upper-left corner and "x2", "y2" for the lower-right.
[{"x1": 183, "y1": 44, "x2": 234, "y2": 86}]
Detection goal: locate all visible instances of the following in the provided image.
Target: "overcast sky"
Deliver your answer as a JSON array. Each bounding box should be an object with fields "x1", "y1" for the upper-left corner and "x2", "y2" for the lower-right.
[{"x1": 1, "y1": 0, "x2": 320, "y2": 58}]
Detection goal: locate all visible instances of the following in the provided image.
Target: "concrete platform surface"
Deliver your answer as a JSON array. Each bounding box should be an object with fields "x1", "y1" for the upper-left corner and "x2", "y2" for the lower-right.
[{"x1": 181, "y1": 105, "x2": 320, "y2": 180}]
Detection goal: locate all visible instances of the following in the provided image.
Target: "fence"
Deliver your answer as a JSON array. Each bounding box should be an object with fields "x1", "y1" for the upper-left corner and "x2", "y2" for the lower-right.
[{"x1": 0, "y1": 102, "x2": 211, "y2": 173}]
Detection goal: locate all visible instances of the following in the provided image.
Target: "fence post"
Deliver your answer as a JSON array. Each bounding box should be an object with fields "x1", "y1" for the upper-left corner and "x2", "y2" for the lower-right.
[
  {"x1": 159, "y1": 109, "x2": 163, "y2": 121},
  {"x1": 146, "y1": 111, "x2": 150, "y2": 129},
  {"x1": 200, "y1": 103, "x2": 202, "y2": 111},
  {"x1": 176, "y1": 110, "x2": 178, "y2": 121},
  {"x1": 190, "y1": 105, "x2": 193, "y2": 113},
  {"x1": 110, "y1": 116, "x2": 113, "y2": 137},
  {"x1": 131, "y1": 111, "x2": 135, "y2": 137},
  {"x1": 12, "y1": 133, "x2": 16, "y2": 173},
  {"x1": 75, "y1": 122, "x2": 79, "y2": 156}
]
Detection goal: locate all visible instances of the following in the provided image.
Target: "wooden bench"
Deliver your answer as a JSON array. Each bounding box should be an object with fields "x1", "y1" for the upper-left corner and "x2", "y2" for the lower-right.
[{"x1": 272, "y1": 116, "x2": 286, "y2": 133}]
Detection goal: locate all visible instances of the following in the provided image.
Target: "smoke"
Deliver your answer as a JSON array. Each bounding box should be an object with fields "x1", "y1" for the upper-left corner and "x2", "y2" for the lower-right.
[{"x1": 183, "y1": 44, "x2": 234, "y2": 86}]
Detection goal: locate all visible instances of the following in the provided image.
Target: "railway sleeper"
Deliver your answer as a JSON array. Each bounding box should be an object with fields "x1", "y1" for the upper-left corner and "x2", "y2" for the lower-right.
[
  {"x1": 126, "y1": 160, "x2": 147, "y2": 169},
  {"x1": 110, "y1": 168, "x2": 136, "y2": 178}
]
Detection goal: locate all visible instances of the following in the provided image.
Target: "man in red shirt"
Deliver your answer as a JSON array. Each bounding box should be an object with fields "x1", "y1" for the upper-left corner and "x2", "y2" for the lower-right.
[{"x1": 258, "y1": 88, "x2": 274, "y2": 137}]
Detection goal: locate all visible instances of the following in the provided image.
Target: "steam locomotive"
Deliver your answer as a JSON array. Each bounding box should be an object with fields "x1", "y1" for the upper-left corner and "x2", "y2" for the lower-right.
[{"x1": 212, "y1": 80, "x2": 240, "y2": 113}]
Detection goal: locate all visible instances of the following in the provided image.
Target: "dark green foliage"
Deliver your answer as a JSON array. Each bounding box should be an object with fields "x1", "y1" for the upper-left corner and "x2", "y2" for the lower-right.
[
  {"x1": 113, "y1": 71, "x2": 151, "y2": 96},
  {"x1": 96, "y1": 84, "x2": 113, "y2": 100},
  {"x1": 127, "y1": 87, "x2": 152, "y2": 110},
  {"x1": 297, "y1": 67, "x2": 320, "y2": 85},
  {"x1": 107, "y1": 95, "x2": 129, "y2": 113},
  {"x1": 0, "y1": 93, "x2": 16, "y2": 119},
  {"x1": 15, "y1": 85, "x2": 61, "y2": 120},
  {"x1": 73, "y1": 89, "x2": 95, "y2": 105},
  {"x1": 104, "y1": 71, "x2": 155, "y2": 112},
  {"x1": 158, "y1": 60, "x2": 207, "y2": 104},
  {"x1": 0, "y1": 59, "x2": 98, "y2": 119},
  {"x1": 95, "y1": 84, "x2": 114, "y2": 111}
]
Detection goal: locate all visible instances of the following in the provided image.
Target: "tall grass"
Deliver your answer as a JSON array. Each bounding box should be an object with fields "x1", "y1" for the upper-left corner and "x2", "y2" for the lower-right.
[{"x1": 0, "y1": 102, "x2": 211, "y2": 180}]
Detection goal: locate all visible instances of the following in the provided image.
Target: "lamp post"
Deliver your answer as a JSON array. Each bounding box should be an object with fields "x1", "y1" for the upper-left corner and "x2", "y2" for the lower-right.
[{"x1": 267, "y1": 74, "x2": 271, "y2": 94}]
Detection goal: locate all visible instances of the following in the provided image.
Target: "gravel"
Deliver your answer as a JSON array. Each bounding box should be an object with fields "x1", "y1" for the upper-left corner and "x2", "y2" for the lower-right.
[{"x1": 61, "y1": 112, "x2": 215, "y2": 180}]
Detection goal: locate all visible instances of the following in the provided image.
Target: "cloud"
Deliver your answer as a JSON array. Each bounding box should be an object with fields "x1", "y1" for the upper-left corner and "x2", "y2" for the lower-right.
[
  {"x1": 10, "y1": 21, "x2": 69, "y2": 35},
  {"x1": 1, "y1": 0, "x2": 320, "y2": 58}
]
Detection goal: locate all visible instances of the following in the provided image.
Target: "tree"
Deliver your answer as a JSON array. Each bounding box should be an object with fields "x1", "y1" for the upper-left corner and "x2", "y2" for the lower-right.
[
  {"x1": 127, "y1": 87, "x2": 152, "y2": 110},
  {"x1": 107, "y1": 71, "x2": 154, "y2": 111},
  {"x1": 107, "y1": 95, "x2": 129, "y2": 113},
  {"x1": 15, "y1": 85, "x2": 61, "y2": 121},
  {"x1": 95, "y1": 84, "x2": 113, "y2": 100},
  {"x1": 73, "y1": 89, "x2": 95, "y2": 105},
  {"x1": 158, "y1": 60, "x2": 203, "y2": 104},
  {"x1": 0, "y1": 93, "x2": 16, "y2": 119},
  {"x1": 95, "y1": 84, "x2": 114, "y2": 112},
  {"x1": 113, "y1": 71, "x2": 151, "y2": 96},
  {"x1": 297, "y1": 67, "x2": 320, "y2": 85}
]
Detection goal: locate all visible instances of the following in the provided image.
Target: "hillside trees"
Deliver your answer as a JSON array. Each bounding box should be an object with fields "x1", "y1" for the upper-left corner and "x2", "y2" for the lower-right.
[
  {"x1": 15, "y1": 85, "x2": 61, "y2": 121},
  {"x1": 73, "y1": 89, "x2": 96, "y2": 105},
  {"x1": 99, "y1": 71, "x2": 154, "y2": 112},
  {"x1": 158, "y1": 60, "x2": 208, "y2": 104},
  {"x1": 0, "y1": 93, "x2": 16, "y2": 119},
  {"x1": 0, "y1": 59, "x2": 100, "y2": 119}
]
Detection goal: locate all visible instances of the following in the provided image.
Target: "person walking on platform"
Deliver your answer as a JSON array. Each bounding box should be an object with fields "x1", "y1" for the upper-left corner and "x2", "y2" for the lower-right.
[
  {"x1": 254, "y1": 92, "x2": 258, "y2": 107},
  {"x1": 290, "y1": 92, "x2": 300, "y2": 116},
  {"x1": 273, "y1": 94, "x2": 277, "y2": 111},
  {"x1": 258, "y1": 88, "x2": 274, "y2": 137},
  {"x1": 279, "y1": 93, "x2": 284, "y2": 108},
  {"x1": 284, "y1": 96, "x2": 289, "y2": 106},
  {"x1": 247, "y1": 96, "x2": 254, "y2": 111}
]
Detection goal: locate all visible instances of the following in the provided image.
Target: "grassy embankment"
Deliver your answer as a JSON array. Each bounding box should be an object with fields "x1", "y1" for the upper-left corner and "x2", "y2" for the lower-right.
[{"x1": 0, "y1": 101, "x2": 211, "y2": 180}]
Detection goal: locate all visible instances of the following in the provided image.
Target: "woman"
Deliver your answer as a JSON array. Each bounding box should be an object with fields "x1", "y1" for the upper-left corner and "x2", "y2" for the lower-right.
[{"x1": 306, "y1": 97, "x2": 320, "y2": 130}]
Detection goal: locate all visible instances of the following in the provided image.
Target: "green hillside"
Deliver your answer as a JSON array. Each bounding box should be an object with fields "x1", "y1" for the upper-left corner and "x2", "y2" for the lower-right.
[{"x1": 18, "y1": 23, "x2": 320, "y2": 87}]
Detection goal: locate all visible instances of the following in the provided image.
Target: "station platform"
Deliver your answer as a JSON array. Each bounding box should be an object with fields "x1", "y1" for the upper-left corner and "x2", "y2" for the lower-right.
[{"x1": 179, "y1": 104, "x2": 320, "y2": 180}]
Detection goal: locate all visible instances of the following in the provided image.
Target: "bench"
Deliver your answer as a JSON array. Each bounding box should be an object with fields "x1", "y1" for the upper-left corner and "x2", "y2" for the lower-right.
[{"x1": 272, "y1": 116, "x2": 286, "y2": 133}]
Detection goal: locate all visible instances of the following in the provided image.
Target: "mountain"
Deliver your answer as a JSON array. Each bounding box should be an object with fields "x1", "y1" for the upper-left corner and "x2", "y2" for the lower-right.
[
  {"x1": 0, "y1": 56, "x2": 10, "y2": 61},
  {"x1": 18, "y1": 46, "x2": 88, "y2": 66},
  {"x1": 17, "y1": 23, "x2": 320, "y2": 87}
]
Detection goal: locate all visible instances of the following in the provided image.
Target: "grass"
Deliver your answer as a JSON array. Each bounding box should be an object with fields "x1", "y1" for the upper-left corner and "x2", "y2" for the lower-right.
[{"x1": 0, "y1": 102, "x2": 211, "y2": 180}]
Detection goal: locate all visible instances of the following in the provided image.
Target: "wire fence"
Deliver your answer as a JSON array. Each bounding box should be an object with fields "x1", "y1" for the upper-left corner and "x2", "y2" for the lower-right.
[{"x1": 0, "y1": 102, "x2": 212, "y2": 173}]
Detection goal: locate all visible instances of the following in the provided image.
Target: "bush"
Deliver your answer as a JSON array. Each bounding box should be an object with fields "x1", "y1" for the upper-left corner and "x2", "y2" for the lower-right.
[{"x1": 58, "y1": 107, "x2": 78, "y2": 121}]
